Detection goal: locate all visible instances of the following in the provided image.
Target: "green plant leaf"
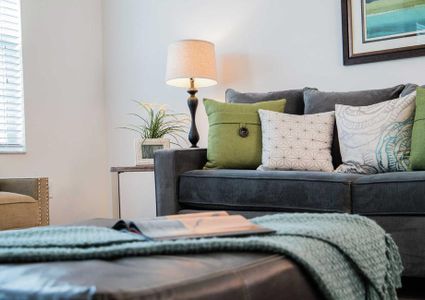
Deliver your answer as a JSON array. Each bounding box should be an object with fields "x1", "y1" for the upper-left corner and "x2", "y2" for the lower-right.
[{"x1": 120, "y1": 100, "x2": 190, "y2": 140}]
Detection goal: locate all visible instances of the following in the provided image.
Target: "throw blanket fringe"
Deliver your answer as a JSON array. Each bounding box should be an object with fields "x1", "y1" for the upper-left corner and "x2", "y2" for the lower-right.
[
  {"x1": 383, "y1": 236, "x2": 403, "y2": 299},
  {"x1": 0, "y1": 213, "x2": 403, "y2": 300}
]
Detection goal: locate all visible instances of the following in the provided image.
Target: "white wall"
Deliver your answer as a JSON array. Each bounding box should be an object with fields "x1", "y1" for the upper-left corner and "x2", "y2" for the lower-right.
[
  {"x1": 0, "y1": 0, "x2": 111, "y2": 224},
  {"x1": 103, "y1": 0, "x2": 425, "y2": 167}
]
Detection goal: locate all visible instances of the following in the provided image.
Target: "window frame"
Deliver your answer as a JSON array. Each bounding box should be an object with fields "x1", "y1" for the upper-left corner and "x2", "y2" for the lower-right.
[{"x1": 0, "y1": 0, "x2": 26, "y2": 154}]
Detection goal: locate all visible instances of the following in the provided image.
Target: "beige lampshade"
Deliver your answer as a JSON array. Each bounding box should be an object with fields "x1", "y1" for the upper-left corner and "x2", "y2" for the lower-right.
[{"x1": 166, "y1": 39, "x2": 217, "y2": 88}]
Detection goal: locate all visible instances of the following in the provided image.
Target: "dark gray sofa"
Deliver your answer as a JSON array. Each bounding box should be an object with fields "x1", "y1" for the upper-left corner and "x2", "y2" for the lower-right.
[{"x1": 154, "y1": 84, "x2": 425, "y2": 278}]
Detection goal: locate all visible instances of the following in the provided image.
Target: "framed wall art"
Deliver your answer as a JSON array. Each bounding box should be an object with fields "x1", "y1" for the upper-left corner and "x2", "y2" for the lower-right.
[{"x1": 342, "y1": 0, "x2": 425, "y2": 65}]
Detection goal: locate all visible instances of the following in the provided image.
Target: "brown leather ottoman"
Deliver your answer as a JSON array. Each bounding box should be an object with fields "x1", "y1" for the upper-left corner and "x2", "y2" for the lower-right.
[{"x1": 0, "y1": 219, "x2": 322, "y2": 300}]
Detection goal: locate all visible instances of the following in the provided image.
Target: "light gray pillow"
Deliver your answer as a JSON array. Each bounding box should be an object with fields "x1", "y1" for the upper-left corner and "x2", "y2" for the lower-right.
[
  {"x1": 335, "y1": 92, "x2": 416, "y2": 174},
  {"x1": 225, "y1": 88, "x2": 305, "y2": 115},
  {"x1": 258, "y1": 110, "x2": 335, "y2": 172}
]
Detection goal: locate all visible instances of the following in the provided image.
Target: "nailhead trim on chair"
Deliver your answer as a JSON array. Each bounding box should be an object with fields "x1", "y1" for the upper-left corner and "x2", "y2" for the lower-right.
[
  {"x1": 37, "y1": 179, "x2": 42, "y2": 226},
  {"x1": 37, "y1": 178, "x2": 49, "y2": 226},
  {"x1": 45, "y1": 179, "x2": 50, "y2": 225}
]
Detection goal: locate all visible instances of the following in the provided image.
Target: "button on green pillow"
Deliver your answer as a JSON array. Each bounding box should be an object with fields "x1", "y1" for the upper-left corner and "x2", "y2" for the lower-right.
[
  {"x1": 410, "y1": 87, "x2": 425, "y2": 170},
  {"x1": 204, "y1": 98, "x2": 286, "y2": 169}
]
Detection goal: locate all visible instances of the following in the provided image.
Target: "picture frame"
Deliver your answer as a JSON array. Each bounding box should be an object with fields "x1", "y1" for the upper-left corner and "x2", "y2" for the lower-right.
[
  {"x1": 342, "y1": 0, "x2": 425, "y2": 65},
  {"x1": 135, "y1": 138, "x2": 170, "y2": 165}
]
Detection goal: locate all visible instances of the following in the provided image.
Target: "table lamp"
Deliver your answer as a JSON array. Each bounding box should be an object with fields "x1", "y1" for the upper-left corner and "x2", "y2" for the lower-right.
[{"x1": 166, "y1": 39, "x2": 217, "y2": 148}]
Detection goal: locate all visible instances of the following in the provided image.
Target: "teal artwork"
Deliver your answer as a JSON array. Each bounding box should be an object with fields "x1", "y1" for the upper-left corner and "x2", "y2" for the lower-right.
[{"x1": 364, "y1": 0, "x2": 425, "y2": 41}]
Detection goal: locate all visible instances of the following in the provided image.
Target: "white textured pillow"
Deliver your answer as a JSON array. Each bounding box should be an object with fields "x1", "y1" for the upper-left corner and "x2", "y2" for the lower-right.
[
  {"x1": 335, "y1": 92, "x2": 416, "y2": 174},
  {"x1": 258, "y1": 110, "x2": 335, "y2": 172}
]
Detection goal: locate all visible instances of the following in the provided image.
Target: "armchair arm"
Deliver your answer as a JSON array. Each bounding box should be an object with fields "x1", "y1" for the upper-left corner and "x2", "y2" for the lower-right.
[
  {"x1": 0, "y1": 178, "x2": 49, "y2": 226},
  {"x1": 154, "y1": 148, "x2": 207, "y2": 216}
]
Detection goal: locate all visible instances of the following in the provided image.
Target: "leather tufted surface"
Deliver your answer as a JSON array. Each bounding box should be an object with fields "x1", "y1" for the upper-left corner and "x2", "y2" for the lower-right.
[{"x1": 0, "y1": 219, "x2": 321, "y2": 300}]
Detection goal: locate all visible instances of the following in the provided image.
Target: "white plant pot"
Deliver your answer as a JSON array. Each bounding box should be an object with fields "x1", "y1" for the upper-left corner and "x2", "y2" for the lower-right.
[{"x1": 135, "y1": 138, "x2": 170, "y2": 165}]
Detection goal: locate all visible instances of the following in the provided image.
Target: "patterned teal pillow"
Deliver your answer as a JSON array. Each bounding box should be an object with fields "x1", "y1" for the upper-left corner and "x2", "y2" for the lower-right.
[{"x1": 335, "y1": 92, "x2": 416, "y2": 174}]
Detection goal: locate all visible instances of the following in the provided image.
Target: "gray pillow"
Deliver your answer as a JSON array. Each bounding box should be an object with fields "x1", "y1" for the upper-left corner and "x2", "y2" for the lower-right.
[
  {"x1": 303, "y1": 85, "x2": 405, "y2": 168},
  {"x1": 225, "y1": 88, "x2": 305, "y2": 115},
  {"x1": 400, "y1": 84, "x2": 425, "y2": 97},
  {"x1": 303, "y1": 85, "x2": 405, "y2": 114}
]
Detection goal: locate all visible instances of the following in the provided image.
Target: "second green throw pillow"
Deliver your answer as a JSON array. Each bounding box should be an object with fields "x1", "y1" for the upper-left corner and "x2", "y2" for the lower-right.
[
  {"x1": 410, "y1": 87, "x2": 425, "y2": 170},
  {"x1": 204, "y1": 98, "x2": 286, "y2": 169}
]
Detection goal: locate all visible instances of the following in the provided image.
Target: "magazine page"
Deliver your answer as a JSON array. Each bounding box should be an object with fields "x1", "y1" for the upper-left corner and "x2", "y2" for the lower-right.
[
  {"x1": 113, "y1": 211, "x2": 275, "y2": 240},
  {"x1": 135, "y1": 214, "x2": 273, "y2": 240},
  {"x1": 162, "y1": 211, "x2": 229, "y2": 220}
]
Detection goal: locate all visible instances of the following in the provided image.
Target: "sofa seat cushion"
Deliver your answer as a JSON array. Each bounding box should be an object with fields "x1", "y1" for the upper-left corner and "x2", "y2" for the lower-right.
[
  {"x1": 351, "y1": 171, "x2": 425, "y2": 215},
  {"x1": 179, "y1": 170, "x2": 360, "y2": 213},
  {"x1": 0, "y1": 192, "x2": 38, "y2": 230},
  {"x1": 0, "y1": 192, "x2": 35, "y2": 205}
]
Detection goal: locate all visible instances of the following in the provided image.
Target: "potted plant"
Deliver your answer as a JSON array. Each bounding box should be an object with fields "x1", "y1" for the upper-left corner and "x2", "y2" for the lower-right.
[{"x1": 121, "y1": 101, "x2": 188, "y2": 165}]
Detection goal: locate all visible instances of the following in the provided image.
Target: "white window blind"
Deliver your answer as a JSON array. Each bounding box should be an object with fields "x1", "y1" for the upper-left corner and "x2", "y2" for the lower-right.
[{"x1": 0, "y1": 0, "x2": 24, "y2": 153}]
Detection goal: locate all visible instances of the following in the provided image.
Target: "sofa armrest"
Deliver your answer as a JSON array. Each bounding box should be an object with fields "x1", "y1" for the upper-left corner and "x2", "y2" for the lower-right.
[
  {"x1": 0, "y1": 178, "x2": 49, "y2": 226},
  {"x1": 154, "y1": 148, "x2": 207, "y2": 216}
]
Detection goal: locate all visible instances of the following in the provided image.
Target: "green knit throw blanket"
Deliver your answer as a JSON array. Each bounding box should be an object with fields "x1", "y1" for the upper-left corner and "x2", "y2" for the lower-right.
[{"x1": 0, "y1": 213, "x2": 402, "y2": 300}]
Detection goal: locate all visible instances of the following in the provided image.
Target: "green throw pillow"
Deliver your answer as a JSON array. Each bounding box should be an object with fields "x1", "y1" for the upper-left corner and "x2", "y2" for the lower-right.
[
  {"x1": 204, "y1": 98, "x2": 286, "y2": 169},
  {"x1": 410, "y1": 87, "x2": 425, "y2": 170}
]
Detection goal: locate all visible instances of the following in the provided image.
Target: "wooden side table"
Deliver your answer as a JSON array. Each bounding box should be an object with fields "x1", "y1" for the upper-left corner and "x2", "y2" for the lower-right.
[{"x1": 110, "y1": 164, "x2": 154, "y2": 219}]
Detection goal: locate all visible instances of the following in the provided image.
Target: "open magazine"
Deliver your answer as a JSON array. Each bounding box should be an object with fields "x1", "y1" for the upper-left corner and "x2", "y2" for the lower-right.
[{"x1": 112, "y1": 211, "x2": 275, "y2": 241}]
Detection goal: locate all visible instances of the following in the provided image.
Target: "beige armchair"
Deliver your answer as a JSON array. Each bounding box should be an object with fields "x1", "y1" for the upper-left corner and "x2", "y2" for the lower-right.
[{"x1": 0, "y1": 178, "x2": 49, "y2": 230}]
